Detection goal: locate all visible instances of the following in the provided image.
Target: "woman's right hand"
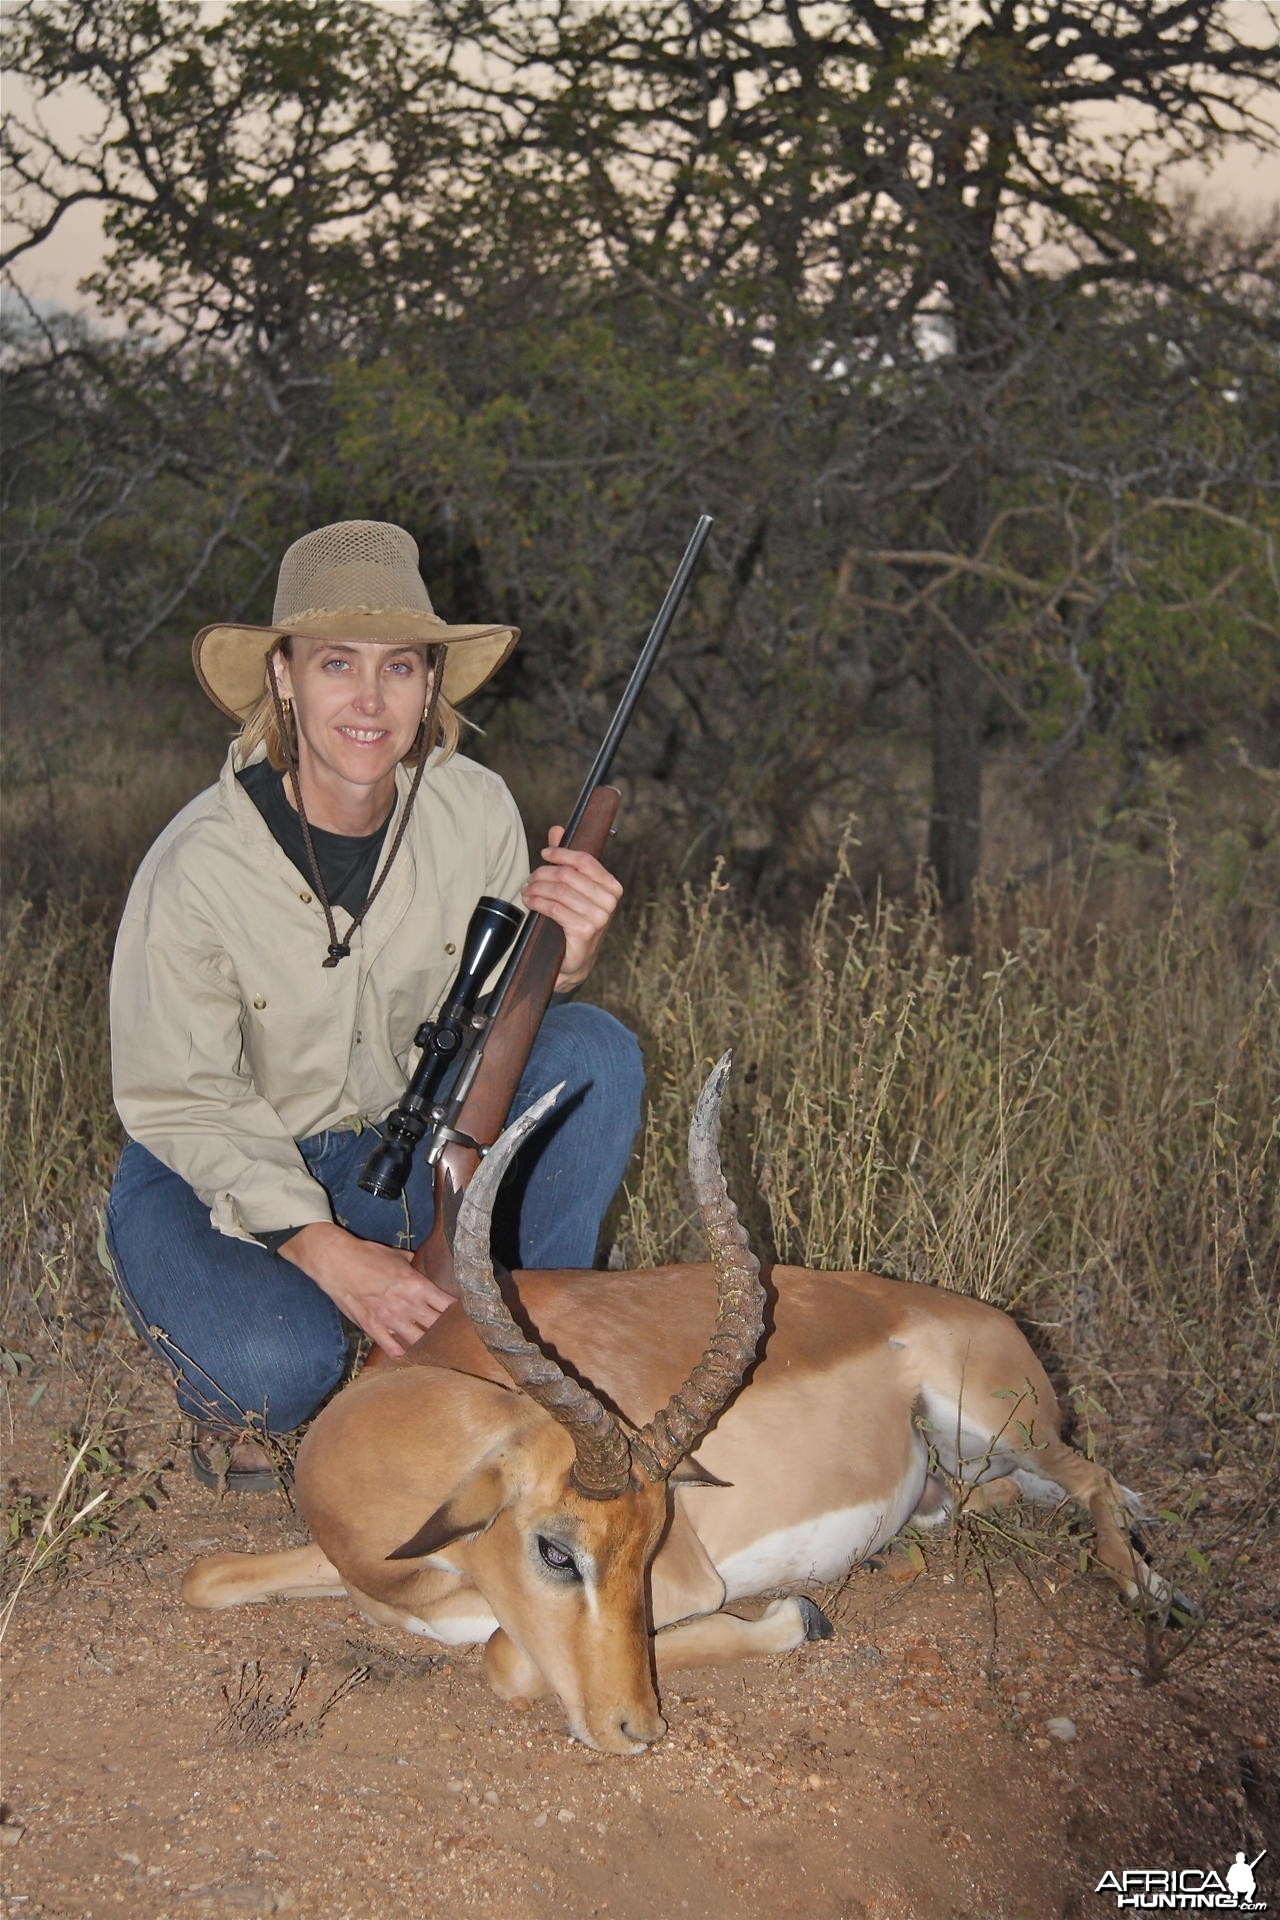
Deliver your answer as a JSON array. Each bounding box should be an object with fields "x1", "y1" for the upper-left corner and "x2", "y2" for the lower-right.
[{"x1": 277, "y1": 1223, "x2": 455, "y2": 1356}]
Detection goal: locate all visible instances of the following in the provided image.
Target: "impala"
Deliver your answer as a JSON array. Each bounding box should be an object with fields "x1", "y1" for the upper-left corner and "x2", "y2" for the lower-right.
[{"x1": 184, "y1": 1056, "x2": 1169, "y2": 1754}]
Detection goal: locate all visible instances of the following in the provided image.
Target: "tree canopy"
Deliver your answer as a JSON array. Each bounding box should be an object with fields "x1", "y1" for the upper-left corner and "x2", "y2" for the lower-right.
[{"x1": 3, "y1": 0, "x2": 1278, "y2": 918}]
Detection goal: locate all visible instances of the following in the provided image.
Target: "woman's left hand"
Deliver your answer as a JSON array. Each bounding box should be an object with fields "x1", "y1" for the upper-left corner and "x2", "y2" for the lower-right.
[{"x1": 521, "y1": 825, "x2": 623, "y2": 992}]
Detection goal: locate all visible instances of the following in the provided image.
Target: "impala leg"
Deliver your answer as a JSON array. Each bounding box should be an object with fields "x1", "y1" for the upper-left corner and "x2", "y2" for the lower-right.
[
  {"x1": 487, "y1": 1601, "x2": 824, "y2": 1711},
  {"x1": 487, "y1": 1598, "x2": 825, "y2": 1703},
  {"x1": 652, "y1": 1597, "x2": 820, "y2": 1675},
  {"x1": 922, "y1": 1365, "x2": 1173, "y2": 1606},
  {"x1": 346, "y1": 1579, "x2": 498, "y2": 1647},
  {"x1": 1033, "y1": 1440, "x2": 1172, "y2": 1607},
  {"x1": 182, "y1": 1543, "x2": 345, "y2": 1610},
  {"x1": 957, "y1": 1474, "x2": 1022, "y2": 1517},
  {"x1": 485, "y1": 1628, "x2": 550, "y2": 1702}
]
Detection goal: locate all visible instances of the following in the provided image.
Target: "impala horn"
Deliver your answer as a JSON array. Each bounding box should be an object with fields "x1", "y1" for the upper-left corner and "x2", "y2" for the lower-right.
[
  {"x1": 451, "y1": 1086, "x2": 634, "y2": 1501},
  {"x1": 629, "y1": 1051, "x2": 766, "y2": 1485}
]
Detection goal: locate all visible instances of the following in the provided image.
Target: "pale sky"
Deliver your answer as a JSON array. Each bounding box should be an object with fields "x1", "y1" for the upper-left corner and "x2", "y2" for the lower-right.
[{"x1": 3, "y1": 5, "x2": 1277, "y2": 316}]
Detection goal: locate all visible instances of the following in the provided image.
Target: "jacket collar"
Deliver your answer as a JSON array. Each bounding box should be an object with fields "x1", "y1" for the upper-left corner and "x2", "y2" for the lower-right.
[{"x1": 218, "y1": 744, "x2": 423, "y2": 964}]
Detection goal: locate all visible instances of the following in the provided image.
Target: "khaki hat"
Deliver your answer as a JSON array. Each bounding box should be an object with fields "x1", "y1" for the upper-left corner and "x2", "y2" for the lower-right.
[{"x1": 192, "y1": 519, "x2": 520, "y2": 721}]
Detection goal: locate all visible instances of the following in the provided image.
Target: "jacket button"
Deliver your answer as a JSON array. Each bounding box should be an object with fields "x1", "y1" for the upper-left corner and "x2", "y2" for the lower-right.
[
  {"x1": 253, "y1": 996, "x2": 267, "y2": 1010},
  {"x1": 445, "y1": 942, "x2": 456, "y2": 954},
  {"x1": 299, "y1": 890, "x2": 313, "y2": 904}
]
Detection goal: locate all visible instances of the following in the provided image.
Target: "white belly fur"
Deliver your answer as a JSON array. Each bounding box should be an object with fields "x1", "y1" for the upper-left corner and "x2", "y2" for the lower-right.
[{"x1": 713, "y1": 1481, "x2": 921, "y2": 1600}]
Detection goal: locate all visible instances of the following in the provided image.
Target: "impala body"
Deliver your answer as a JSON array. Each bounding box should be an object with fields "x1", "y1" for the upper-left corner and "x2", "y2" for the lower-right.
[{"x1": 185, "y1": 1063, "x2": 1168, "y2": 1754}]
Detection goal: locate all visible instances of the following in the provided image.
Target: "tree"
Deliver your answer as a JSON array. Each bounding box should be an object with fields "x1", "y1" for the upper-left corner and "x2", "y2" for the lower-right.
[
  {"x1": 437, "y1": 0, "x2": 1279, "y2": 916},
  {"x1": 4, "y1": 0, "x2": 1278, "y2": 916}
]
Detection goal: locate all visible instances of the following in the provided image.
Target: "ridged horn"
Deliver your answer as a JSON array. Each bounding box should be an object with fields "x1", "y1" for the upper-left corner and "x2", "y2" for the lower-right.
[
  {"x1": 630, "y1": 1052, "x2": 765, "y2": 1484},
  {"x1": 451, "y1": 1085, "x2": 633, "y2": 1501}
]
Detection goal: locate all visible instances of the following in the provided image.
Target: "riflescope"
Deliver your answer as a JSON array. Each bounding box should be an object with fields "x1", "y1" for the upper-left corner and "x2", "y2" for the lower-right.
[{"x1": 358, "y1": 895, "x2": 523, "y2": 1202}]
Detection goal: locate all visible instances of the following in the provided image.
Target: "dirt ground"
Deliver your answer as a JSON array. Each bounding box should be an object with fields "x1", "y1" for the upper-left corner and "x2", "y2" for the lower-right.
[{"x1": 2, "y1": 1360, "x2": 1276, "y2": 1920}]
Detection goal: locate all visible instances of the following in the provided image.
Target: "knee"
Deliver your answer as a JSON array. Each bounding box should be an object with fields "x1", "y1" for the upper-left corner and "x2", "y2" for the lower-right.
[
  {"x1": 193, "y1": 1305, "x2": 351, "y2": 1443},
  {"x1": 538, "y1": 1004, "x2": 645, "y2": 1111},
  {"x1": 184, "y1": 1316, "x2": 347, "y2": 1436},
  {"x1": 262, "y1": 1370, "x2": 344, "y2": 1437}
]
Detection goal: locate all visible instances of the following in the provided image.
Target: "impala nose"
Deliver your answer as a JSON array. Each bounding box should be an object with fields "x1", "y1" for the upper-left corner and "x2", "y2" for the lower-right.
[{"x1": 620, "y1": 1712, "x2": 667, "y2": 1749}]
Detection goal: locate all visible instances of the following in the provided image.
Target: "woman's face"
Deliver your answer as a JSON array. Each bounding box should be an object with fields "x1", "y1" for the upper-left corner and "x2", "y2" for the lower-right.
[{"x1": 275, "y1": 638, "x2": 432, "y2": 811}]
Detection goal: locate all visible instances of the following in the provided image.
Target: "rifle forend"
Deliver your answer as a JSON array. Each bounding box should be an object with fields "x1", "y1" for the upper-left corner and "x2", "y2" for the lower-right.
[{"x1": 411, "y1": 783, "x2": 621, "y2": 1294}]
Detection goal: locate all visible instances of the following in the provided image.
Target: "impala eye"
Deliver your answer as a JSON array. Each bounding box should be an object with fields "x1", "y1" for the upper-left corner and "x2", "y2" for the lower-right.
[{"x1": 536, "y1": 1535, "x2": 581, "y2": 1581}]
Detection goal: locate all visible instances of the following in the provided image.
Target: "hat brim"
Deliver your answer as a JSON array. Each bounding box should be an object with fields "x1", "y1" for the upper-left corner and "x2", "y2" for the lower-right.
[{"x1": 192, "y1": 612, "x2": 520, "y2": 722}]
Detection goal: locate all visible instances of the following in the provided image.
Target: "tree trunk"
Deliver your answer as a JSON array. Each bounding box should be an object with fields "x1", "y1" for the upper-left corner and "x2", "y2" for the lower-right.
[
  {"x1": 927, "y1": 611, "x2": 983, "y2": 940},
  {"x1": 927, "y1": 428, "x2": 992, "y2": 943}
]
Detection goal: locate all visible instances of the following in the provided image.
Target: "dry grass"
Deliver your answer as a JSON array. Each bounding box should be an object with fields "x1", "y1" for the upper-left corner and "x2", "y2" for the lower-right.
[
  {"x1": 610, "y1": 847, "x2": 1275, "y2": 1344},
  {"x1": 2, "y1": 739, "x2": 1277, "y2": 1658},
  {"x1": 599, "y1": 839, "x2": 1278, "y2": 1639}
]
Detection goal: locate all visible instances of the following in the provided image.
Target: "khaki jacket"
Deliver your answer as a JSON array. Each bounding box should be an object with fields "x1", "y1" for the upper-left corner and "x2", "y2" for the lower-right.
[{"x1": 110, "y1": 744, "x2": 530, "y2": 1239}]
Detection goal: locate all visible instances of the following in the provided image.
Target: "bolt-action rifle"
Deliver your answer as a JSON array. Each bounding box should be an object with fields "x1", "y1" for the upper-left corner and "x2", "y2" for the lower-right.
[{"x1": 358, "y1": 515, "x2": 713, "y2": 1344}]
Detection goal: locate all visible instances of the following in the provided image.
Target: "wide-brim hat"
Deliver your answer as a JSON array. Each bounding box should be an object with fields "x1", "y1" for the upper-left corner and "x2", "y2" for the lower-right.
[{"x1": 192, "y1": 519, "x2": 520, "y2": 721}]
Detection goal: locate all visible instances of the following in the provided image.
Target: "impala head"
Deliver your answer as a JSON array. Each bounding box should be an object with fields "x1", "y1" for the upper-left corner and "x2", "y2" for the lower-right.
[
  {"x1": 388, "y1": 1417, "x2": 675, "y2": 1753},
  {"x1": 388, "y1": 1054, "x2": 764, "y2": 1755}
]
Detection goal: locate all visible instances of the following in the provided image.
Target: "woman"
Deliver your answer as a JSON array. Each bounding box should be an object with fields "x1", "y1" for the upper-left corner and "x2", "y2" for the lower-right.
[{"x1": 107, "y1": 520, "x2": 643, "y2": 1488}]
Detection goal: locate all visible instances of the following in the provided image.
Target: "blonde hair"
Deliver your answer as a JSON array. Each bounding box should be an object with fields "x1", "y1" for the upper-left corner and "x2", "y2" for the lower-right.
[{"x1": 236, "y1": 640, "x2": 462, "y2": 770}]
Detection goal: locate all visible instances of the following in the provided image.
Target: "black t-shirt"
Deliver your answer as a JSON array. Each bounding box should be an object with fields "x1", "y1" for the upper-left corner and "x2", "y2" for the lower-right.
[{"x1": 237, "y1": 761, "x2": 393, "y2": 915}]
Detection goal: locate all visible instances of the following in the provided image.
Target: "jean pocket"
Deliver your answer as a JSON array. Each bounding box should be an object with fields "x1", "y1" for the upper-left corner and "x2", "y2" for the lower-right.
[{"x1": 299, "y1": 1124, "x2": 380, "y2": 1178}]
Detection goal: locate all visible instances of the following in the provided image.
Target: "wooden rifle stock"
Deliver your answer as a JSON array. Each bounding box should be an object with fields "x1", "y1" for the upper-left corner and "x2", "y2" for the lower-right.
[{"x1": 410, "y1": 783, "x2": 621, "y2": 1295}]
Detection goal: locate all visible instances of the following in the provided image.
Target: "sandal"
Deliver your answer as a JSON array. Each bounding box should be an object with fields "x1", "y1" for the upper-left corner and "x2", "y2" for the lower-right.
[{"x1": 191, "y1": 1428, "x2": 288, "y2": 1492}]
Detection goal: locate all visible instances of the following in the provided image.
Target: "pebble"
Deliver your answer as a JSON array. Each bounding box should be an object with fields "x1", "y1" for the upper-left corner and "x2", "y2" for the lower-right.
[
  {"x1": 532, "y1": 1811, "x2": 548, "y2": 1828},
  {"x1": 178, "y1": 1886, "x2": 297, "y2": 1916},
  {"x1": 557, "y1": 1808, "x2": 575, "y2": 1824},
  {"x1": 1046, "y1": 1718, "x2": 1077, "y2": 1742}
]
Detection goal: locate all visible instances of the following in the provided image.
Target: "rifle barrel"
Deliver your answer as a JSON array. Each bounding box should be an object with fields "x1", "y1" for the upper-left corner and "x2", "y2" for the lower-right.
[
  {"x1": 487, "y1": 514, "x2": 713, "y2": 1020},
  {"x1": 562, "y1": 513, "x2": 714, "y2": 840}
]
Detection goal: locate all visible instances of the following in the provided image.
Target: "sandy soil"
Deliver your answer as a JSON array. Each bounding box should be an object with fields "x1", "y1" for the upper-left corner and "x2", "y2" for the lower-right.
[{"x1": 2, "y1": 1364, "x2": 1276, "y2": 1920}]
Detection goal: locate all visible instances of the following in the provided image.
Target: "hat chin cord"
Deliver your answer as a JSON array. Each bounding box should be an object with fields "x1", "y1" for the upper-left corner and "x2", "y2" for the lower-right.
[{"x1": 264, "y1": 646, "x2": 444, "y2": 968}]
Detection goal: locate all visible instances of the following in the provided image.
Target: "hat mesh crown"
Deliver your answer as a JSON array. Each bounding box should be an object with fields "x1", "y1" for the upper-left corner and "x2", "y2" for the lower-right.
[{"x1": 272, "y1": 520, "x2": 436, "y2": 623}]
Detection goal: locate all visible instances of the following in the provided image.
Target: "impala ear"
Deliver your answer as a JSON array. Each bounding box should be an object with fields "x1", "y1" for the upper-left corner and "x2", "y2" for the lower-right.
[
  {"x1": 670, "y1": 1452, "x2": 732, "y2": 1489},
  {"x1": 386, "y1": 1463, "x2": 508, "y2": 1561}
]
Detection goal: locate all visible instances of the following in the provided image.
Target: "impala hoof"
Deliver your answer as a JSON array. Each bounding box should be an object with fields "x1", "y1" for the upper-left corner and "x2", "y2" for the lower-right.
[{"x1": 797, "y1": 1596, "x2": 835, "y2": 1642}]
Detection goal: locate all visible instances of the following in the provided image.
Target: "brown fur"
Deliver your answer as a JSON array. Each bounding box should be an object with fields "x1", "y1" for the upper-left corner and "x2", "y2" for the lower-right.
[{"x1": 184, "y1": 1265, "x2": 1166, "y2": 1753}]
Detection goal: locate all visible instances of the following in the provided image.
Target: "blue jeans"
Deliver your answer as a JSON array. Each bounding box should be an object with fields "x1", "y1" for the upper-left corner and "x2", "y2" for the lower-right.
[{"x1": 105, "y1": 1004, "x2": 643, "y2": 1435}]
